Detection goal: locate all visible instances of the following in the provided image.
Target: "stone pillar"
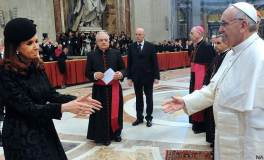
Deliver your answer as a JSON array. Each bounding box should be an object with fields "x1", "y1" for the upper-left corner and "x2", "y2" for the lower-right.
[
  {"x1": 63, "y1": 0, "x2": 75, "y2": 33},
  {"x1": 171, "y1": 0, "x2": 179, "y2": 39},
  {"x1": 53, "y1": 0, "x2": 62, "y2": 42},
  {"x1": 125, "y1": 0, "x2": 131, "y2": 36},
  {"x1": 177, "y1": 1, "x2": 180, "y2": 38},
  {"x1": 203, "y1": 12, "x2": 207, "y2": 38},
  {"x1": 186, "y1": 1, "x2": 192, "y2": 39},
  {"x1": 60, "y1": 0, "x2": 65, "y2": 33},
  {"x1": 192, "y1": 0, "x2": 201, "y2": 26},
  {"x1": 116, "y1": 0, "x2": 126, "y2": 35},
  {"x1": 103, "y1": 0, "x2": 117, "y2": 33}
]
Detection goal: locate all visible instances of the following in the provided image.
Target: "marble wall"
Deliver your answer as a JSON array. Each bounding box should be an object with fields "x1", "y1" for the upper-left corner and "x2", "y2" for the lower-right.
[
  {"x1": 0, "y1": 0, "x2": 57, "y2": 42},
  {"x1": 130, "y1": 0, "x2": 171, "y2": 43},
  {"x1": 63, "y1": 0, "x2": 75, "y2": 34},
  {"x1": 103, "y1": 0, "x2": 117, "y2": 34}
]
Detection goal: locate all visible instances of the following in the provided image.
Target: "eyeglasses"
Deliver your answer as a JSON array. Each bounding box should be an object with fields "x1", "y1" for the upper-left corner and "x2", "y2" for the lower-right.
[
  {"x1": 135, "y1": 34, "x2": 143, "y2": 36},
  {"x1": 220, "y1": 18, "x2": 244, "y2": 27}
]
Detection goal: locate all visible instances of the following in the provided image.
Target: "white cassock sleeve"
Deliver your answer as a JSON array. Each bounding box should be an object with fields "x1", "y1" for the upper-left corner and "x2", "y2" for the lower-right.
[
  {"x1": 183, "y1": 83, "x2": 215, "y2": 115},
  {"x1": 244, "y1": 108, "x2": 264, "y2": 159}
]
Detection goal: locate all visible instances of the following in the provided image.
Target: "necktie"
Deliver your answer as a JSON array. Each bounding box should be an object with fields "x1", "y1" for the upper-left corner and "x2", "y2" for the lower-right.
[
  {"x1": 0, "y1": 53, "x2": 2, "y2": 59},
  {"x1": 138, "y1": 44, "x2": 142, "y2": 54}
]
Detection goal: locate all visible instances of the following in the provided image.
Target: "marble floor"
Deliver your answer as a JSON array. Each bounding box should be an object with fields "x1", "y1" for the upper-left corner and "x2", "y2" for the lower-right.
[{"x1": 0, "y1": 67, "x2": 212, "y2": 160}]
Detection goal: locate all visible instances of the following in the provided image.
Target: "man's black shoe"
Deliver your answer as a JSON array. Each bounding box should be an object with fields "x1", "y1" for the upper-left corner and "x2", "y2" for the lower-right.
[
  {"x1": 146, "y1": 120, "x2": 152, "y2": 127},
  {"x1": 132, "y1": 119, "x2": 143, "y2": 126},
  {"x1": 115, "y1": 136, "x2": 122, "y2": 142},
  {"x1": 103, "y1": 142, "x2": 110, "y2": 146},
  {"x1": 193, "y1": 129, "x2": 203, "y2": 134}
]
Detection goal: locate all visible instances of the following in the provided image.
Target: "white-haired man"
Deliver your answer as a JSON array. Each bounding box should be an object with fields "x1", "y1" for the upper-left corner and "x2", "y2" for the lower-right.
[
  {"x1": 210, "y1": 35, "x2": 216, "y2": 49},
  {"x1": 85, "y1": 32, "x2": 126, "y2": 146},
  {"x1": 163, "y1": 2, "x2": 264, "y2": 159}
]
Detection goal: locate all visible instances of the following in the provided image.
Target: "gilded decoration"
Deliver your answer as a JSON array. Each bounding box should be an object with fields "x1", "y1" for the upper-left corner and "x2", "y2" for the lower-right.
[
  {"x1": 259, "y1": 8, "x2": 264, "y2": 19},
  {"x1": 208, "y1": 13, "x2": 222, "y2": 23},
  {"x1": 179, "y1": 10, "x2": 184, "y2": 22}
]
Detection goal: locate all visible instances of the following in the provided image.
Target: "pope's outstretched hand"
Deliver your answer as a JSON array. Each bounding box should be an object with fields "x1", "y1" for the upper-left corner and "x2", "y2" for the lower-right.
[{"x1": 162, "y1": 96, "x2": 185, "y2": 114}]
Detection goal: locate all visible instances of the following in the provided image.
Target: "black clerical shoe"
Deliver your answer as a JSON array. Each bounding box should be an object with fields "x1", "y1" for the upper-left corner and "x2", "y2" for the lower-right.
[
  {"x1": 146, "y1": 120, "x2": 152, "y2": 127},
  {"x1": 193, "y1": 129, "x2": 203, "y2": 134},
  {"x1": 115, "y1": 136, "x2": 122, "y2": 142},
  {"x1": 132, "y1": 119, "x2": 143, "y2": 126},
  {"x1": 210, "y1": 143, "x2": 214, "y2": 148},
  {"x1": 103, "y1": 142, "x2": 110, "y2": 146}
]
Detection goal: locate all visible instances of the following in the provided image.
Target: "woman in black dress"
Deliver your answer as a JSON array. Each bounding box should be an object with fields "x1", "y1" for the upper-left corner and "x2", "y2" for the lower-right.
[{"x1": 0, "y1": 18, "x2": 102, "y2": 160}]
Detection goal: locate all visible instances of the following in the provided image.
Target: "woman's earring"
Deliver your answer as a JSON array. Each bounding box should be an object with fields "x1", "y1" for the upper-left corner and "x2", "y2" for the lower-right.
[{"x1": 17, "y1": 51, "x2": 19, "y2": 55}]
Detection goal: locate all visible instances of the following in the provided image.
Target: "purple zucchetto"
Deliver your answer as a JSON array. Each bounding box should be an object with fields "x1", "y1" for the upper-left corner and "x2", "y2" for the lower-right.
[{"x1": 195, "y1": 26, "x2": 204, "y2": 34}]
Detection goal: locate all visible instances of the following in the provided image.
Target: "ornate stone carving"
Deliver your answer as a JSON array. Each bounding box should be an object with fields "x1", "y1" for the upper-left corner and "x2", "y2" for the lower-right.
[
  {"x1": 0, "y1": 9, "x2": 4, "y2": 26},
  {"x1": 11, "y1": 7, "x2": 17, "y2": 19},
  {"x1": 72, "y1": 0, "x2": 106, "y2": 31}
]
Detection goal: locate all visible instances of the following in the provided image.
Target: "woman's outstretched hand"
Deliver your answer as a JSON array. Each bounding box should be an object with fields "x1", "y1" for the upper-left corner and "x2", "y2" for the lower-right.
[
  {"x1": 61, "y1": 92, "x2": 102, "y2": 116},
  {"x1": 162, "y1": 96, "x2": 185, "y2": 114}
]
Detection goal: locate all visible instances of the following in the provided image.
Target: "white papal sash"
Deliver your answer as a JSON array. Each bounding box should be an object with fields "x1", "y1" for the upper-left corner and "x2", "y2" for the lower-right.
[{"x1": 218, "y1": 112, "x2": 241, "y2": 160}]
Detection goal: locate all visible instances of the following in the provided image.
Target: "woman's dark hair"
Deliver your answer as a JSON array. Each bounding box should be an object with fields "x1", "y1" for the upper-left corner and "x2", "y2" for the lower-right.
[{"x1": 0, "y1": 38, "x2": 45, "y2": 76}]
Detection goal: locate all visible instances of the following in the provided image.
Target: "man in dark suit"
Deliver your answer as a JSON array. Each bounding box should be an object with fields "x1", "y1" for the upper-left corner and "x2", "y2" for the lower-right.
[
  {"x1": 42, "y1": 40, "x2": 57, "y2": 62},
  {"x1": 210, "y1": 35, "x2": 216, "y2": 49},
  {"x1": 127, "y1": 28, "x2": 160, "y2": 127}
]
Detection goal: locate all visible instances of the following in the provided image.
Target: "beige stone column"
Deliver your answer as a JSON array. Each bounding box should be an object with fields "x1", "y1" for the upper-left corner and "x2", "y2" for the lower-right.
[{"x1": 125, "y1": 0, "x2": 131, "y2": 36}]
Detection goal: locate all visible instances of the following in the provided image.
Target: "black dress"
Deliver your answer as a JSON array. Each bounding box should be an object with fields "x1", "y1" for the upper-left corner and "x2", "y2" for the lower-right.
[
  {"x1": 0, "y1": 64, "x2": 76, "y2": 160},
  {"x1": 85, "y1": 49, "x2": 126, "y2": 143},
  {"x1": 57, "y1": 52, "x2": 67, "y2": 74}
]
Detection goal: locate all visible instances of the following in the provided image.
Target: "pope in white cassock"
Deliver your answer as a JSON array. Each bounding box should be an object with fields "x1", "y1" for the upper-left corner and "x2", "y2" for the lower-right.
[{"x1": 163, "y1": 2, "x2": 264, "y2": 160}]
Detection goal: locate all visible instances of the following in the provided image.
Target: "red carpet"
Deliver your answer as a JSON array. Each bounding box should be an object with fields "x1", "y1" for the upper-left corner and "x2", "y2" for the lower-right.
[{"x1": 165, "y1": 150, "x2": 213, "y2": 160}]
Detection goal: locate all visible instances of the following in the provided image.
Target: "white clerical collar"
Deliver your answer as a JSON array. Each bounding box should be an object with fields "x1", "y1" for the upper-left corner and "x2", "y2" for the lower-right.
[
  {"x1": 197, "y1": 38, "x2": 203, "y2": 44},
  {"x1": 232, "y1": 33, "x2": 259, "y2": 54},
  {"x1": 220, "y1": 49, "x2": 230, "y2": 54}
]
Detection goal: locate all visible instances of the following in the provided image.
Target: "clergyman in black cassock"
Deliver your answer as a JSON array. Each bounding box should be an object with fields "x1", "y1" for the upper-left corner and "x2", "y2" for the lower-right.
[
  {"x1": 85, "y1": 32, "x2": 126, "y2": 146},
  {"x1": 189, "y1": 26, "x2": 216, "y2": 134},
  {"x1": 202, "y1": 35, "x2": 229, "y2": 149}
]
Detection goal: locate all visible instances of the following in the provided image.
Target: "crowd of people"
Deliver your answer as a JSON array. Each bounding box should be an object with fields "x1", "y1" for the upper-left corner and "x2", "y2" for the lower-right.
[
  {"x1": 39, "y1": 30, "x2": 196, "y2": 62},
  {"x1": 0, "y1": 2, "x2": 263, "y2": 160}
]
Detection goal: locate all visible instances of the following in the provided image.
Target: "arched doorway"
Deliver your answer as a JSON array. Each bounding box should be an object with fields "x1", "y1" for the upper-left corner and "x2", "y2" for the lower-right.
[{"x1": 179, "y1": 8, "x2": 187, "y2": 39}]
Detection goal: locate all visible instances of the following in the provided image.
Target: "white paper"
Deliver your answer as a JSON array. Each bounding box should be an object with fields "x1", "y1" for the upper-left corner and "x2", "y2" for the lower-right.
[{"x1": 102, "y1": 68, "x2": 115, "y2": 85}]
